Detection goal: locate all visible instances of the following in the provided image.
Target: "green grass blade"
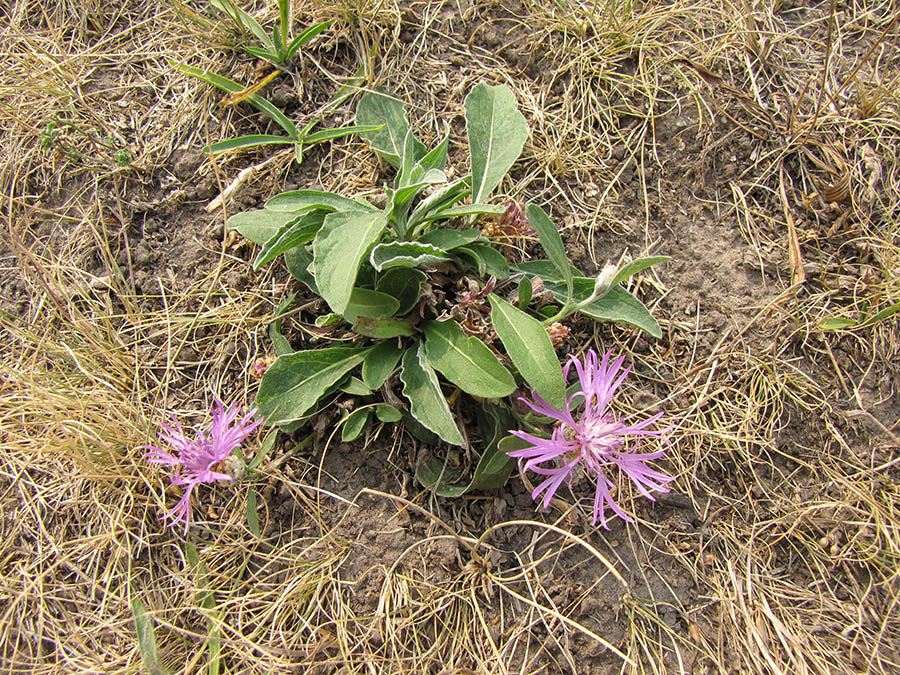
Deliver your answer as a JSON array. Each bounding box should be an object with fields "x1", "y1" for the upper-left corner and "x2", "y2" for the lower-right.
[
  {"x1": 303, "y1": 124, "x2": 384, "y2": 145},
  {"x1": 203, "y1": 134, "x2": 292, "y2": 154},
  {"x1": 285, "y1": 18, "x2": 335, "y2": 59},
  {"x1": 177, "y1": 64, "x2": 299, "y2": 139},
  {"x1": 132, "y1": 598, "x2": 170, "y2": 675}
]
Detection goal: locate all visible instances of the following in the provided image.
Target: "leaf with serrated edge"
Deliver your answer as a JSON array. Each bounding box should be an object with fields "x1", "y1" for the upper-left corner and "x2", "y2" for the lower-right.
[
  {"x1": 314, "y1": 210, "x2": 388, "y2": 314},
  {"x1": 465, "y1": 83, "x2": 529, "y2": 204},
  {"x1": 257, "y1": 347, "x2": 370, "y2": 424},
  {"x1": 423, "y1": 320, "x2": 515, "y2": 398},
  {"x1": 488, "y1": 294, "x2": 565, "y2": 408},
  {"x1": 400, "y1": 344, "x2": 464, "y2": 446}
]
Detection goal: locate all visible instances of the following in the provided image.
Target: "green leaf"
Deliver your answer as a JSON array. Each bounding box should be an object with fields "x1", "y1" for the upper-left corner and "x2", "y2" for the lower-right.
[
  {"x1": 370, "y1": 241, "x2": 450, "y2": 271},
  {"x1": 391, "y1": 168, "x2": 447, "y2": 207},
  {"x1": 343, "y1": 287, "x2": 401, "y2": 322},
  {"x1": 246, "y1": 487, "x2": 260, "y2": 536},
  {"x1": 417, "y1": 228, "x2": 482, "y2": 250},
  {"x1": 340, "y1": 376, "x2": 373, "y2": 396},
  {"x1": 400, "y1": 343, "x2": 464, "y2": 446},
  {"x1": 210, "y1": 0, "x2": 272, "y2": 47},
  {"x1": 465, "y1": 83, "x2": 529, "y2": 204},
  {"x1": 248, "y1": 429, "x2": 277, "y2": 472},
  {"x1": 254, "y1": 211, "x2": 325, "y2": 269},
  {"x1": 362, "y1": 341, "x2": 404, "y2": 389},
  {"x1": 516, "y1": 261, "x2": 662, "y2": 338},
  {"x1": 456, "y1": 242, "x2": 509, "y2": 279},
  {"x1": 203, "y1": 134, "x2": 291, "y2": 155},
  {"x1": 313, "y1": 315, "x2": 339, "y2": 330},
  {"x1": 178, "y1": 65, "x2": 298, "y2": 139},
  {"x1": 303, "y1": 123, "x2": 385, "y2": 145},
  {"x1": 578, "y1": 286, "x2": 662, "y2": 338},
  {"x1": 515, "y1": 259, "x2": 582, "y2": 279},
  {"x1": 341, "y1": 408, "x2": 370, "y2": 442},
  {"x1": 488, "y1": 294, "x2": 565, "y2": 408},
  {"x1": 375, "y1": 404, "x2": 403, "y2": 422},
  {"x1": 415, "y1": 460, "x2": 467, "y2": 497},
  {"x1": 526, "y1": 204, "x2": 572, "y2": 302},
  {"x1": 132, "y1": 598, "x2": 169, "y2": 675},
  {"x1": 243, "y1": 45, "x2": 280, "y2": 61},
  {"x1": 277, "y1": 0, "x2": 289, "y2": 55},
  {"x1": 284, "y1": 245, "x2": 316, "y2": 290},
  {"x1": 406, "y1": 178, "x2": 471, "y2": 233},
  {"x1": 313, "y1": 210, "x2": 389, "y2": 314},
  {"x1": 353, "y1": 317, "x2": 416, "y2": 338},
  {"x1": 285, "y1": 18, "x2": 335, "y2": 59},
  {"x1": 518, "y1": 276, "x2": 532, "y2": 309},
  {"x1": 422, "y1": 320, "x2": 515, "y2": 398},
  {"x1": 416, "y1": 128, "x2": 450, "y2": 174},
  {"x1": 257, "y1": 346, "x2": 370, "y2": 424},
  {"x1": 355, "y1": 90, "x2": 425, "y2": 168},
  {"x1": 265, "y1": 189, "x2": 376, "y2": 213},
  {"x1": 612, "y1": 256, "x2": 670, "y2": 286},
  {"x1": 375, "y1": 268, "x2": 426, "y2": 315},
  {"x1": 416, "y1": 403, "x2": 516, "y2": 495},
  {"x1": 227, "y1": 209, "x2": 304, "y2": 246},
  {"x1": 421, "y1": 203, "x2": 506, "y2": 222}
]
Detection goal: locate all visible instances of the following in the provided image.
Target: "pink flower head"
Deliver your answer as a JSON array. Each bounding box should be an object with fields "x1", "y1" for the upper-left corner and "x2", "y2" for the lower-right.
[
  {"x1": 144, "y1": 398, "x2": 262, "y2": 534},
  {"x1": 508, "y1": 349, "x2": 672, "y2": 529}
]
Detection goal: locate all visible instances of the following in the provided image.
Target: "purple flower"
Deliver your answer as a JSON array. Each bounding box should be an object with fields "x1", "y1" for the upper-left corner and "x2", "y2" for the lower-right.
[
  {"x1": 144, "y1": 398, "x2": 262, "y2": 534},
  {"x1": 508, "y1": 349, "x2": 672, "y2": 529}
]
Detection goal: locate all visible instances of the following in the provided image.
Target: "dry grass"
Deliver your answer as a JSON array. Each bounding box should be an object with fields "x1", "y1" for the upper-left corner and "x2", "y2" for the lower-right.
[{"x1": 1, "y1": 0, "x2": 899, "y2": 673}]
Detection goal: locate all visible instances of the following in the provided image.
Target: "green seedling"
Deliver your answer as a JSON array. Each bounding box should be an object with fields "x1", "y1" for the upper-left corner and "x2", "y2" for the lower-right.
[{"x1": 210, "y1": 0, "x2": 333, "y2": 65}]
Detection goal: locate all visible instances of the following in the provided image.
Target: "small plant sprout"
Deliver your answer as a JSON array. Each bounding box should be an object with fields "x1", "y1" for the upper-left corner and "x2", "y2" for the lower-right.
[
  {"x1": 508, "y1": 349, "x2": 673, "y2": 528},
  {"x1": 144, "y1": 398, "x2": 262, "y2": 534},
  {"x1": 210, "y1": 0, "x2": 334, "y2": 66}
]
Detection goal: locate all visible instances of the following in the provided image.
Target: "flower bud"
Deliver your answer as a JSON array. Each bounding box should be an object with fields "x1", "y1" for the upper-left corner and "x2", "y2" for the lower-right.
[{"x1": 590, "y1": 263, "x2": 619, "y2": 301}]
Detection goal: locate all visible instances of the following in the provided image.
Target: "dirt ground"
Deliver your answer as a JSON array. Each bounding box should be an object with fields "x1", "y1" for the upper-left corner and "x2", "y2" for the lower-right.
[{"x1": 2, "y1": 0, "x2": 899, "y2": 673}]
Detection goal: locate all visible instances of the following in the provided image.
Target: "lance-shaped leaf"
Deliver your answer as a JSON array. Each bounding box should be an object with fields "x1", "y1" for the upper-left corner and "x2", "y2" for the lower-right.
[
  {"x1": 417, "y1": 228, "x2": 482, "y2": 250},
  {"x1": 526, "y1": 204, "x2": 572, "y2": 302},
  {"x1": 370, "y1": 241, "x2": 450, "y2": 271},
  {"x1": 313, "y1": 210, "x2": 389, "y2": 315},
  {"x1": 265, "y1": 189, "x2": 376, "y2": 213},
  {"x1": 488, "y1": 294, "x2": 565, "y2": 408},
  {"x1": 465, "y1": 83, "x2": 529, "y2": 204},
  {"x1": 354, "y1": 317, "x2": 416, "y2": 338},
  {"x1": 455, "y1": 243, "x2": 509, "y2": 279},
  {"x1": 355, "y1": 91, "x2": 425, "y2": 168},
  {"x1": 227, "y1": 209, "x2": 304, "y2": 246},
  {"x1": 400, "y1": 343, "x2": 464, "y2": 446},
  {"x1": 254, "y1": 211, "x2": 325, "y2": 269},
  {"x1": 257, "y1": 346, "x2": 370, "y2": 424},
  {"x1": 423, "y1": 320, "x2": 515, "y2": 398},
  {"x1": 516, "y1": 261, "x2": 663, "y2": 338}
]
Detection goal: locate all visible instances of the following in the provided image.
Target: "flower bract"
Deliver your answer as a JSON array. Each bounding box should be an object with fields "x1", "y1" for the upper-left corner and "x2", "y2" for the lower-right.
[
  {"x1": 508, "y1": 349, "x2": 672, "y2": 528},
  {"x1": 144, "y1": 398, "x2": 262, "y2": 534}
]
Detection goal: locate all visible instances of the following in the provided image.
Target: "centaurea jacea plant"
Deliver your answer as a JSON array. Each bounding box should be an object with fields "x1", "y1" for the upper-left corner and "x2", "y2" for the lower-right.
[
  {"x1": 145, "y1": 398, "x2": 262, "y2": 534},
  {"x1": 508, "y1": 349, "x2": 672, "y2": 528}
]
